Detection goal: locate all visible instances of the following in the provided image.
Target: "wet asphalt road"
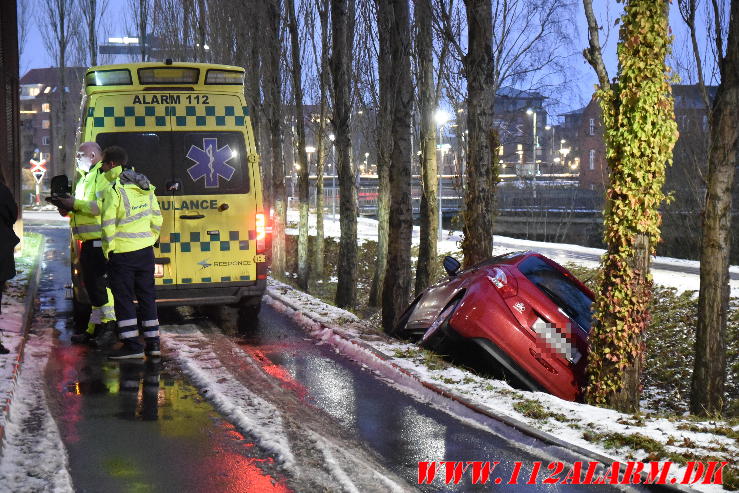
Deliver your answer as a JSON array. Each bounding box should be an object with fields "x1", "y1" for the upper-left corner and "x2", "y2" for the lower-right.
[{"x1": 26, "y1": 211, "x2": 656, "y2": 492}]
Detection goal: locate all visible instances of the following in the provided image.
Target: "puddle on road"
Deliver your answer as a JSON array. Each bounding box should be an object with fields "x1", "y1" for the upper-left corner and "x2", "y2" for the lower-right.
[{"x1": 34, "y1": 225, "x2": 291, "y2": 493}]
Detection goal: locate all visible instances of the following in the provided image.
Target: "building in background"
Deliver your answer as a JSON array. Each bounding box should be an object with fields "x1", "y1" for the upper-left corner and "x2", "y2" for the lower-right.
[{"x1": 19, "y1": 67, "x2": 86, "y2": 195}]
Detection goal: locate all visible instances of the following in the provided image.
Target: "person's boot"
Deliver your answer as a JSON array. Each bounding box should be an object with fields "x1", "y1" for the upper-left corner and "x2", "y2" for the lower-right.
[
  {"x1": 108, "y1": 338, "x2": 144, "y2": 360},
  {"x1": 94, "y1": 321, "x2": 118, "y2": 349},
  {"x1": 71, "y1": 331, "x2": 97, "y2": 347}
]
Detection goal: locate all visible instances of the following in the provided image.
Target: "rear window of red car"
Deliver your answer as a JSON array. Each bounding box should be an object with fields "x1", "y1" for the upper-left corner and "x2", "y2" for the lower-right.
[{"x1": 518, "y1": 256, "x2": 593, "y2": 332}]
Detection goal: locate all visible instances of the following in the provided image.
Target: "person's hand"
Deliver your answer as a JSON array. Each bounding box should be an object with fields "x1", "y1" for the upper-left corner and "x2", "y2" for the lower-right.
[{"x1": 57, "y1": 197, "x2": 74, "y2": 210}]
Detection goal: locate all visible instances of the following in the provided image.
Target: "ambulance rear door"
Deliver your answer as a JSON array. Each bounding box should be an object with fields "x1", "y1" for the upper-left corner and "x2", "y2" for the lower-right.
[
  {"x1": 168, "y1": 94, "x2": 257, "y2": 288},
  {"x1": 88, "y1": 93, "x2": 178, "y2": 287}
]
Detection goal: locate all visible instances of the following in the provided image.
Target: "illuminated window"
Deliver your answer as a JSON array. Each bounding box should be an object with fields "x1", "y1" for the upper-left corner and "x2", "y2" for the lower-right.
[
  {"x1": 42, "y1": 103, "x2": 50, "y2": 112},
  {"x1": 589, "y1": 149, "x2": 595, "y2": 170},
  {"x1": 42, "y1": 120, "x2": 50, "y2": 129}
]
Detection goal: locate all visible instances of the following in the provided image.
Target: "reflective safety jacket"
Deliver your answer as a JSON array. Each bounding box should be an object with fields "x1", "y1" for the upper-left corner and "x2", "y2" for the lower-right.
[
  {"x1": 70, "y1": 163, "x2": 121, "y2": 241},
  {"x1": 101, "y1": 169, "x2": 162, "y2": 258}
]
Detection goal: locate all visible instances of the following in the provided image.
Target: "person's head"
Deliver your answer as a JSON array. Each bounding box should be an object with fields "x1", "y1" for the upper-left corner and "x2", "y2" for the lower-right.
[
  {"x1": 101, "y1": 146, "x2": 128, "y2": 172},
  {"x1": 75, "y1": 142, "x2": 102, "y2": 172}
]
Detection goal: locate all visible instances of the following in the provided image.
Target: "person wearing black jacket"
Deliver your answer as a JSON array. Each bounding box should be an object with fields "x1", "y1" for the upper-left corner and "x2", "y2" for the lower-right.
[{"x1": 0, "y1": 174, "x2": 20, "y2": 355}]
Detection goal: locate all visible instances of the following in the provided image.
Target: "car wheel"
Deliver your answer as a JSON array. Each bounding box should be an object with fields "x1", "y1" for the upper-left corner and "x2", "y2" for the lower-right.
[{"x1": 419, "y1": 297, "x2": 461, "y2": 352}]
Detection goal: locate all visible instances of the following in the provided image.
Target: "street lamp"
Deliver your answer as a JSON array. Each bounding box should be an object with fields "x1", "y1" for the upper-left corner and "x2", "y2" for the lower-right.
[
  {"x1": 526, "y1": 108, "x2": 539, "y2": 176},
  {"x1": 328, "y1": 134, "x2": 336, "y2": 219},
  {"x1": 545, "y1": 124, "x2": 555, "y2": 170},
  {"x1": 434, "y1": 109, "x2": 451, "y2": 237}
]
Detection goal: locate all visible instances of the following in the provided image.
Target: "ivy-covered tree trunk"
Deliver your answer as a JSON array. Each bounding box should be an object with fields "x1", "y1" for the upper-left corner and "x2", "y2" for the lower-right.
[
  {"x1": 331, "y1": 0, "x2": 358, "y2": 308},
  {"x1": 381, "y1": 0, "x2": 413, "y2": 331},
  {"x1": 460, "y1": 0, "x2": 497, "y2": 269},
  {"x1": 414, "y1": 0, "x2": 438, "y2": 296},
  {"x1": 287, "y1": 0, "x2": 310, "y2": 290},
  {"x1": 691, "y1": 0, "x2": 738, "y2": 416},
  {"x1": 583, "y1": 0, "x2": 678, "y2": 412},
  {"x1": 264, "y1": 0, "x2": 286, "y2": 281}
]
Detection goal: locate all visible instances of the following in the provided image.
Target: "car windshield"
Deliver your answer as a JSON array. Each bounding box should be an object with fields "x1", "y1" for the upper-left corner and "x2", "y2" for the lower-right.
[{"x1": 518, "y1": 256, "x2": 593, "y2": 332}]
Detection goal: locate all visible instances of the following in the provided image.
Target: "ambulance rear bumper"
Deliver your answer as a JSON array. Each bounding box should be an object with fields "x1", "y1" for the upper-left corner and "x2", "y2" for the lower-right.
[{"x1": 154, "y1": 280, "x2": 266, "y2": 306}]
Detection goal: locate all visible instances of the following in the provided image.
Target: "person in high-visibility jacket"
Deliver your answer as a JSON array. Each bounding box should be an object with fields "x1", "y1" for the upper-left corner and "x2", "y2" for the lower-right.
[
  {"x1": 57, "y1": 142, "x2": 119, "y2": 346},
  {"x1": 99, "y1": 146, "x2": 163, "y2": 359}
]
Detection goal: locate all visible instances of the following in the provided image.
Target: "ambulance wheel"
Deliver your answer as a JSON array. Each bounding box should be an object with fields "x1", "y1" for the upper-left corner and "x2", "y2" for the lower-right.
[
  {"x1": 72, "y1": 297, "x2": 91, "y2": 333},
  {"x1": 236, "y1": 297, "x2": 262, "y2": 331}
]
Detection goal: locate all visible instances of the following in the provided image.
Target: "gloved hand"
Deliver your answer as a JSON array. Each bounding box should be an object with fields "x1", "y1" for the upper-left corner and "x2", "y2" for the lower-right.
[
  {"x1": 56, "y1": 197, "x2": 75, "y2": 211},
  {"x1": 57, "y1": 207, "x2": 68, "y2": 217}
]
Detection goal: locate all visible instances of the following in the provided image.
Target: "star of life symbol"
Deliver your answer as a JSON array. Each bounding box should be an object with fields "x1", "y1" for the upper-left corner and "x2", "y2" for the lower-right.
[
  {"x1": 513, "y1": 302, "x2": 526, "y2": 314},
  {"x1": 186, "y1": 138, "x2": 236, "y2": 188}
]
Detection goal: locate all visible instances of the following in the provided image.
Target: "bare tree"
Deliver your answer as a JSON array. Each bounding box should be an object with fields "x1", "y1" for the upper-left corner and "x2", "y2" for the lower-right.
[
  {"x1": 127, "y1": 0, "x2": 152, "y2": 61},
  {"x1": 379, "y1": 0, "x2": 413, "y2": 329},
  {"x1": 17, "y1": 0, "x2": 32, "y2": 71},
  {"x1": 262, "y1": 0, "x2": 287, "y2": 281},
  {"x1": 309, "y1": 0, "x2": 331, "y2": 279},
  {"x1": 331, "y1": 0, "x2": 358, "y2": 308},
  {"x1": 287, "y1": 0, "x2": 311, "y2": 289},
  {"x1": 40, "y1": 0, "x2": 75, "y2": 177},
  {"x1": 690, "y1": 0, "x2": 738, "y2": 415},
  {"x1": 78, "y1": 0, "x2": 109, "y2": 66},
  {"x1": 414, "y1": 0, "x2": 440, "y2": 295}
]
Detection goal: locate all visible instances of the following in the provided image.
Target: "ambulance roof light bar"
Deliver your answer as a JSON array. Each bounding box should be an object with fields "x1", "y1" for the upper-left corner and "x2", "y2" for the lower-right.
[
  {"x1": 85, "y1": 69, "x2": 133, "y2": 86},
  {"x1": 205, "y1": 69, "x2": 245, "y2": 85},
  {"x1": 138, "y1": 67, "x2": 200, "y2": 84}
]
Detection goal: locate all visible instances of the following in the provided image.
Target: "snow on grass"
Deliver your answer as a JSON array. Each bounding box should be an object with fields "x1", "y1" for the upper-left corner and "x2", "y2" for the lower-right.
[
  {"x1": 160, "y1": 327, "x2": 296, "y2": 468},
  {"x1": 0, "y1": 330, "x2": 74, "y2": 492},
  {"x1": 266, "y1": 278, "x2": 738, "y2": 492}
]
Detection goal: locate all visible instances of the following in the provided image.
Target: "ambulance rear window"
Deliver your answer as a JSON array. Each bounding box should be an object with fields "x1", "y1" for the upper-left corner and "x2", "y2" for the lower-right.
[
  {"x1": 96, "y1": 132, "x2": 172, "y2": 191},
  {"x1": 94, "y1": 131, "x2": 250, "y2": 196}
]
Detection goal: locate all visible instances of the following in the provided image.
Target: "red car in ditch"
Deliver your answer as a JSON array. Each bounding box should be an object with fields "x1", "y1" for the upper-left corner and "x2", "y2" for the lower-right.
[{"x1": 392, "y1": 252, "x2": 594, "y2": 401}]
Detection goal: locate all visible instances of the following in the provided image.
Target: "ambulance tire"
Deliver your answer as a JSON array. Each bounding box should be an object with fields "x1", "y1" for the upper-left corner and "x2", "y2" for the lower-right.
[{"x1": 72, "y1": 297, "x2": 92, "y2": 333}]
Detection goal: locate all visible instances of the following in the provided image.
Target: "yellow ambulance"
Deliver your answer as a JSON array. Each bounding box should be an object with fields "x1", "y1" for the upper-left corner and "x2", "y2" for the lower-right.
[{"x1": 71, "y1": 61, "x2": 268, "y2": 327}]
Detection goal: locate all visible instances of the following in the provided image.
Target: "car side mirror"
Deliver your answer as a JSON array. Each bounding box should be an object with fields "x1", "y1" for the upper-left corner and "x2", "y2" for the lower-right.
[
  {"x1": 443, "y1": 256, "x2": 461, "y2": 277},
  {"x1": 50, "y1": 174, "x2": 71, "y2": 197}
]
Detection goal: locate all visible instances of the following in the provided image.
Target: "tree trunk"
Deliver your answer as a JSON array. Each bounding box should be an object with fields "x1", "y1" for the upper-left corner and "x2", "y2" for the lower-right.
[
  {"x1": 88, "y1": 0, "x2": 97, "y2": 65},
  {"x1": 288, "y1": 0, "x2": 310, "y2": 290},
  {"x1": 583, "y1": 0, "x2": 678, "y2": 412},
  {"x1": 414, "y1": 0, "x2": 438, "y2": 296},
  {"x1": 691, "y1": 0, "x2": 738, "y2": 416},
  {"x1": 331, "y1": 0, "x2": 358, "y2": 308},
  {"x1": 264, "y1": 0, "x2": 286, "y2": 281},
  {"x1": 369, "y1": 0, "x2": 392, "y2": 308},
  {"x1": 313, "y1": 0, "x2": 330, "y2": 279},
  {"x1": 460, "y1": 0, "x2": 497, "y2": 269},
  {"x1": 381, "y1": 0, "x2": 413, "y2": 330}
]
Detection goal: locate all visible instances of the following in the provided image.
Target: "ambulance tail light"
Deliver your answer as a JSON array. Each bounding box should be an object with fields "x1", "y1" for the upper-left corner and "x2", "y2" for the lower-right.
[{"x1": 256, "y1": 213, "x2": 266, "y2": 253}]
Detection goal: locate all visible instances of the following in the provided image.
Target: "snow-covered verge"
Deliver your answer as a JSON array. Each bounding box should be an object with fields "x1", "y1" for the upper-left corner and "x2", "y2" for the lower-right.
[
  {"x1": 285, "y1": 210, "x2": 739, "y2": 297},
  {"x1": 0, "y1": 233, "x2": 43, "y2": 434},
  {"x1": 266, "y1": 278, "x2": 738, "y2": 492}
]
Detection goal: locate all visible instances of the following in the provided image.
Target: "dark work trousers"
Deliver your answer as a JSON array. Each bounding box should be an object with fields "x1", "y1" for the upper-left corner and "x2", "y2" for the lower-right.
[
  {"x1": 107, "y1": 246, "x2": 159, "y2": 350},
  {"x1": 80, "y1": 240, "x2": 110, "y2": 307}
]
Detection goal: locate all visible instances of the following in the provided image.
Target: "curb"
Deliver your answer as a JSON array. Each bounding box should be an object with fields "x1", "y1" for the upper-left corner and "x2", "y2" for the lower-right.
[
  {"x1": 265, "y1": 287, "x2": 698, "y2": 493},
  {"x1": 0, "y1": 237, "x2": 44, "y2": 454}
]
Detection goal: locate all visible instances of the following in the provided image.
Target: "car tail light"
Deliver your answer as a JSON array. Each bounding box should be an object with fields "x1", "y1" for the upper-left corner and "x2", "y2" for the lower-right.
[
  {"x1": 531, "y1": 316, "x2": 582, "y2": 365},
  {"x1": 255, "y1": 213, "x2": 266, "y2": 253},
  {"x1": 487, "y1": 267, "x2": 517, "y2": 298}
]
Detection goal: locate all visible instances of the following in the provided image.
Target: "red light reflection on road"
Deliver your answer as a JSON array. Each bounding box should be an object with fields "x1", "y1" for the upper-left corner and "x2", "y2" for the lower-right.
[{"x1": 238, "y1": 343, "x2": 309, "y2": 402}]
